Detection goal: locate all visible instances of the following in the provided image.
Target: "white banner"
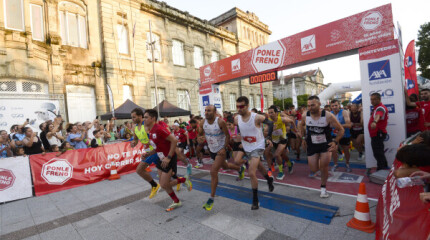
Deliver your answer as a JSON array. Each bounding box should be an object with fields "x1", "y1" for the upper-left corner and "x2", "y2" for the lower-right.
[
  {"x1": 359, "y1": 40, "x2": 406, "y2": 168},
  {"x1": 0, "y1": 99, "x2": 60, "y2": 133},
  {"x1": 199, "y1": 84, "x2": 223, "y2": 116},
  {"x1": 0, "y1": 156, "x2": 33, "y2": 203}
]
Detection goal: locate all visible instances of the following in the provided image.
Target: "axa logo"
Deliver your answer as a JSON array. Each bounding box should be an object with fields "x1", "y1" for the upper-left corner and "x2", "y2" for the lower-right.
[
  {"x1": 360, "y1": 11, "x2": 383, "y2": 31},
  {"x1": 406, "y1": 79, "x2": 415, "y2": 90},
  {"x1": 405, "y1": 56, "x2": 413, "y2": 68},
  {"x1": 369, "y1": 89, "x2": 394, "y2": 98},
  {"x1": 204, "y1": 66, "x2": 211, "y2": 77},
  {"x1": 231, "y1": 59, "x2": 241, "y2": 72},
  {"x1": 368, "y1": 59, "x2": 391, "y2": 81},
  {"x1": 386, "y1": 104, "x2": 395, "y2": 113},
  {"x1": 301, "y1": 34, "x2": 316, "y2": 53}
]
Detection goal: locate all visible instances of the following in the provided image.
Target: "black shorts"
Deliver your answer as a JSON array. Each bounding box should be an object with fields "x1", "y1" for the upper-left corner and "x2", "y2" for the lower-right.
[
  {"x1": 307, "y1": 143, "x2": 330, "y2": 156},
  {"x1": 232, "y1": 142, "x2": 245, "y2": 152},
  {"x1": 177, "y1": 142, "x2": 187, "y2": 149},
  {"x1": 272, "y1": 138, "x2": 288, "y2": 149},
  {"x1": 209, "y1": 149, "x2": 230, "y2": 160},
  {"x1": 350, "y1": 130, "x2": 364, "y2": 139},
  {"x1": 189, "y1": 138, "x2": 197, "y2": 148},
  {"x1": 339, "y1": 137, "x2": 351, "y2": 146},
  {"x1": 156, "y1": 154, "x2": 177, "y2": 173},
  {"x1": 287, "y1": 132, "x2": 297, "y2": 139}
]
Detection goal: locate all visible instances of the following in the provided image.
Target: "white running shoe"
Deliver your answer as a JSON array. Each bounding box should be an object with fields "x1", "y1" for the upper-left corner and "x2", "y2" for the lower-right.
[{"x1": 320, "y1": 188, "x2": 329, "y2": 198}]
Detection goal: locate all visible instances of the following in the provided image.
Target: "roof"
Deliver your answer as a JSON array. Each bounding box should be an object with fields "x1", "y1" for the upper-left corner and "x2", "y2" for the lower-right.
[
  {"x1": 100, "y1": 99, "x2": 145, "y2": 120},
  {"x1": 154, "y1": 100, "x2": 191, "y2": 117},
  {"x1": 283, "y1": 69, "x2": 318, "y2": 81}
]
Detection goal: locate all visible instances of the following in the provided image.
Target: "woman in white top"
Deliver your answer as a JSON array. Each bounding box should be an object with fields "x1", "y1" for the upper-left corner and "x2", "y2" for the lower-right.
[{"x1": 45, "y1": 120, "x2": 64, "y2": 150}]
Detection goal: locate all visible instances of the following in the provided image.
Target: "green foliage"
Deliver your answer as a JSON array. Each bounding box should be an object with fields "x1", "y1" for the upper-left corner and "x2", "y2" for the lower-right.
[
  {"x1": 417, "y1": 22, "x2": 430, "y2": 79},
  {"x1": 342, "y1": 100, "x2": 349, "y2": 106},
  {"x1": 273, "y1": 94, "x2": 309, "y2": 110}
]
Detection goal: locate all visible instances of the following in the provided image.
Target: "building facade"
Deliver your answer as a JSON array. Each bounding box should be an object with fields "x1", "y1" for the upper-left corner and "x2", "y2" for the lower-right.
[{"x1": 0, "y1": 0, "x2": 272, "y2": 125}]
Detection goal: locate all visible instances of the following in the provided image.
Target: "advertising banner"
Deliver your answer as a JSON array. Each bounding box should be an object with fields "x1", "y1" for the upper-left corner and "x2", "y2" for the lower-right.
[
  {"x1": 0, "y1": 99, "x2": 60, "y2": 132},
  {"x1": 199, "y1": 84, "x2": 223, "y2": 116},
  {"x1": 359, "y1": 39, "x2": 406, "y2": 168},
  {"x1": 200, "y1": 4, "x2": 394, "y2": 94},
  {"x1": 0, "y1": 156, "x2": 33, "y2": 203},
  {"x1": 404, "y1": 40, "x2": 419, "y2": 97},
  {"x1": 29, "y1": 142, "x2": 144, "y2": 196},
  {"x1": 375, "y1": 163, "x2": 430, "y2": 240}
]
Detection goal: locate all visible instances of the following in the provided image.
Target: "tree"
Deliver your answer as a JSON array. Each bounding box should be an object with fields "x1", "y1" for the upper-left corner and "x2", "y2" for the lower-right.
[
  {"x1": 273, "y1": 94, "x2": 309, "y2": 110},
  {"x1": 417, "y1": 22, "x2": 430, "y2": 79}
]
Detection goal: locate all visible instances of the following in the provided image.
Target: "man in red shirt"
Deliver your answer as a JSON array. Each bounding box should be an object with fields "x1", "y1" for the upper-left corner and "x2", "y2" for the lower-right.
[
  {"x1": 173, "y1": 122, "x2": 192, "y2": 176},
  {"x1": 368, "y1": 92, "x2": 389, "y2": 171},
  {"x1": 143, "y1": 109, "x2": 191, "y2": 212},
  {"x1": 405, "y1": 88, "x2": 430, "y2": 131},
  {"x1": 187, "y1": 119, "x2": 199, "y2": 160}
]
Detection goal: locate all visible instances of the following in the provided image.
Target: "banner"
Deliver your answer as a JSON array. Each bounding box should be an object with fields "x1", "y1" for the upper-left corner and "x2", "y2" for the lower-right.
[
  {"x1": 404, "y1": 40, "x2": 419, "y2": 97},
  {"x1": 359, "y1": 39, "x2": 406, "y2": 168},
  {"x1": 0, "y1": 156, "x2": 33, "y2": 203},
  {"x1": 375, "y1": 162, "x2": 430, "y2": 240},
  {"x1": 199, "y1": 84, "x2": 223, "y2": 116},
  {"x1": 199, "y1": 4, "x2": 394, "y2": 94},
  {"x1": 0, "y1": 99, "x2": 60, "y2": 132},
  {"x1": 30, "y1": 142, "x2": 144, "y2": 196}
]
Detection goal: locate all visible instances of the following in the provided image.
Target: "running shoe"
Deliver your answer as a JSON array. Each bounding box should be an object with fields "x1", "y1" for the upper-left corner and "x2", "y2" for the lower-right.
[
  {"x1": 238, "y1": 165, "x2": 246, "y2": 180},
  {"x1": 203, "y1": 198, "x2": 214, "y2": 211},
  {"x1": 270, "y1": 164, "x2": 275, "y2": 172},
  {"x1": 166, "y1": 201, "x2": 182, "y2": 212},
  {"x1": 195, "y1": 162, "x2": 203, "y2": 168},
  {"x1": 267, "y1": 176, "x2": 274, "y2": 192},
  {"x1": 276, "y1": 171, "x2": 285, "y2": 180},
  {"x1": 288, "y1": 161, "x2": 294, "y2": 174},
  {"x1": 358, "y1": 152, "x2": 364, "y2": 161},
  {"x1": 308, "y1": 171, "x2": 316, "y2": 178},
  {"x1": 346, "y1": 165, "x2": 352, "y2": 173},
  {"x1": 338, "y1": 154, "x2": 344, "y2": 161},
  {"x1": 184, "y1": 175, "x2": 192, "y2": 191},
  {"x1": 320, "y1": 188, "x2": 329, "y2": 198},
  {"x1": 149, "y1": 184, "x2": 160, "y2": 199},
  {"x1": 331, "y1": 164, "x2": 338, "y2": 172},
  {"x1": 251, "y1": 201, "x2": 259, "y2": 210},
  {"x1": 176, "y1": 183, "x2": 181, "y2": 191},
  {"x1": 187, "y1": 163, "x2": 193, "y2": 176}
]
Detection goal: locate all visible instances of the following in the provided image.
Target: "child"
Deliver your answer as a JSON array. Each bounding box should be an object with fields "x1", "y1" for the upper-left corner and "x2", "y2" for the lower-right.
[
  {"x1": 394, "y1": 144, "x2": 430, "y2": 178},
  {"x1": 91, "y1": 130, "x2": 104, "y2": 148},
  {"x1": 56, "y1": 141, "x2": 74, "y2": 157},
  {"x1": 15, "y1": 147, "x2": 25, "y2": 157},
  {"x1": 50, "y1": 144, "x2": 60, "y2": 152}
]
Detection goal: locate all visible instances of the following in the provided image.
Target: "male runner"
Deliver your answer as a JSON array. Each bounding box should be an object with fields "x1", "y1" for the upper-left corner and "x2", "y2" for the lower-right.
[
  {"x1": 235, "y1": 97, "x2": 275, "y2": 210},
  {"x1": 350, "y1": 103, "x2": 364, "y2": 160},
  {"x1": 266, "y1": 105, "x2": 297, "y2": 180},
  {"x1": 330, "y1": 99, "x2": 352, "y2": 172},
  {"x1": 173, "y1": 122, "x2": 192, "y2": 176},
  {"x1": 143, "y1": 109, "x2": 191, "y2": 211},
  {"x1": 130, "y1": 108, "x2": 160, "y2": 199},
  {"x1": 200, "y1": 105, "x2": 245, "y2": 211},
  {"x1": 299, "y1": 96, "x2": 344, "y2": 198},
  {"x1": 287, "y1": 107, "x2": 303, "y2": 160}
]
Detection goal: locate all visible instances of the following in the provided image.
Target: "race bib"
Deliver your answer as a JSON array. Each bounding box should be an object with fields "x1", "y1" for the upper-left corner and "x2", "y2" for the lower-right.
[
  {"x1": 272, "y1": 129, "x2": 283, "y2": 136},
  {"x1": 207, "y1": 137, "x2": 219, "y2": 149},
  {"x1": 157, "y1": 152, "x2": 165, "y2": 159},
  {"x1": 311, "y1": 134, "x2": 327, "y2": 144},
  {"x1": 243, "y1": 136, "x2": 257, "y2": 145},
  {"x1": 352, "y1": 126, "x2": 363, "y2": 131}
]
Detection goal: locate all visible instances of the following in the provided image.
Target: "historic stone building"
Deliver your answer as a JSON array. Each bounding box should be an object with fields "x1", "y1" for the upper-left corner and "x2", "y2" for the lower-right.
[{"x1": 0, "y1": 0, "x2": 272, "y2": 124}]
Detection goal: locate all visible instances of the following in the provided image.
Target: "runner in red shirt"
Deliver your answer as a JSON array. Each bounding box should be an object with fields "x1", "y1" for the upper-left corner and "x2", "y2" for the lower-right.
[
  {"x1": 405, "y1": 88, "x2": 430, "y2": 131},
  {"x1": 368, "y1": 93, "x2": 389, "y2": 172},
  {"x1": 143, "y1": 109, "x2": 192, "y2": 212},
  {"x1": 187, "y1": 119, "x2": 198, "y2": 159},
  {"x1": 173, "y1": 123, "x2": 192, "y2": 177}
]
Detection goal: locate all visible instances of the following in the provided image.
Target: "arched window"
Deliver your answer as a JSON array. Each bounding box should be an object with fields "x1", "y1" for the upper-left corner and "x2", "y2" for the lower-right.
[{"x1": 59, "y1": 1, "x2": 87, "y2": 48}]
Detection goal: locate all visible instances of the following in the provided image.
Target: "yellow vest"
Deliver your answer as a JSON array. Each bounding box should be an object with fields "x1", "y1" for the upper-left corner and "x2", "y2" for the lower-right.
[
  {"x1": 134, "y1": 125, "x2": 154, "y2": 150},
  {"x1": 272, "y1": 113, "x2": 287, "y2": 143}
]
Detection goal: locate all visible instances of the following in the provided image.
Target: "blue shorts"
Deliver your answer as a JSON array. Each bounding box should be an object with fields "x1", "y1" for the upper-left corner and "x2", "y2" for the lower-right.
[{"x1": 143, "y1": 154, "x2": 159, "y2": 164}]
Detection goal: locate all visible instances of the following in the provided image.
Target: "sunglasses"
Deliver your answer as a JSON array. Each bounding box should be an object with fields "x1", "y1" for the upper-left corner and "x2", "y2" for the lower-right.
[{"x1": 236, "y1": 105, "x2": 247, "y2": 109}]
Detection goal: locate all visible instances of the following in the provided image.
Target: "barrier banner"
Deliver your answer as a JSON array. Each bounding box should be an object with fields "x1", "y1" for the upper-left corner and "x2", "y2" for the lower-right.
[
  {"x1": 30, "y1": 142, "x2": 144, "y2": 196},
  {"x1": 0, "y1": 156, "x2": 33, "y2": 203},
  {"x1": 375, "y1": 162, "x2": 430, "y2": 240}
]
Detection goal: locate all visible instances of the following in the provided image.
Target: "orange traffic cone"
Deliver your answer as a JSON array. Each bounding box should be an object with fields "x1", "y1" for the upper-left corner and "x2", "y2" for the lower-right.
[
  {"x1": 347, "y1": 182, "x2": 375, "y2": 233},
  {"x1": 109, "y1": 162, "x2": 120, "y2": 180},
  {"x1": 146, "y1": 163, "x2": 156, "y2": 172}
]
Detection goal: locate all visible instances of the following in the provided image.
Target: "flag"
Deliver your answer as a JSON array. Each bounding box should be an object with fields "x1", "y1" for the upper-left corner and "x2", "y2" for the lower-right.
[
  {"x1": 404, "y1": 40, "x2": 419, "y2": 97},
  {"x1": 292, "y1": 79, "x2": 298, "y2": 109},
  {"x1": 106, "y1": 84, "x2": 115, "y2": 118},
  {"x1": 352, "y1": 93, "x2": 362, "y2": 105}
]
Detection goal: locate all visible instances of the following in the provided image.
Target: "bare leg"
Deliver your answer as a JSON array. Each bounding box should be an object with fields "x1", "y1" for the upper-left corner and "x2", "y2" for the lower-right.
[
  {"x1": 342, "y1": 145, "x2": 350, "y2": 165},
  {"x1": 176, "y1": 147, "x2": 188, "y2": 165},
  {"x1": 136, "y1": 162, "x2": 154, "y2": 182},
  {"x1": 319, "y1": 152, "x2": 332, "y2": 186},
  {"x1": 210, "y1": 149, "x2": 226, "y2": 198},
  {"x1": 248, "y1": 157, "x2": 260, "y2": 189},
  {"x1": 159, "y1": 169, "x2": 174, "y2": 194},
  {"x1": 307, "y1": 154, "x2": 321, "y2": 173}
]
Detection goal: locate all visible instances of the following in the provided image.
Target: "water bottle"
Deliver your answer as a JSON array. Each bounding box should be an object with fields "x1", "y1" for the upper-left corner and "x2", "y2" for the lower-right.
[{"x1": 396, "y1": 176, "x2": 425, "y2": 188}]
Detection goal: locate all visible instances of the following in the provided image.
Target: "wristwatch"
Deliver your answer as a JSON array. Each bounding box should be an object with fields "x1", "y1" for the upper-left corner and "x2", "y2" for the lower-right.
[
  {"x1": 332, "y1": 140, "x2": 339, "y2": 145},
  {"x1": 167, "y1": 155, "x2": 172, "y2": 160}
]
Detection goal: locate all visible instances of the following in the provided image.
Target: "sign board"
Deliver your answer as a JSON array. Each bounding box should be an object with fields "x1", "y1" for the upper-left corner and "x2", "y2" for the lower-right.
[
  {"x1": 249, "y1": 71, "x2": 278, "y2": 85},
  {"x1": 199, "y1": 84, "x2": 223, "y2": 116},
  {"x1": 0, "y1": 156, "x2": 33, "y2": 203}
]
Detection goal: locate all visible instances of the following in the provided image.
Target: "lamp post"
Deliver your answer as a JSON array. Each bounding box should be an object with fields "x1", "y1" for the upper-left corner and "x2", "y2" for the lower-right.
[{"x1": 280, "y1": 76, "x2": 285, "y2": 110}]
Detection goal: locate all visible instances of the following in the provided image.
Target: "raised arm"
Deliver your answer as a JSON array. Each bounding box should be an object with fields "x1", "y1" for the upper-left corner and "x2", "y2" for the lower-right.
[{"x1": 342, "y1": 110, "x2": 352, "y2": 129}]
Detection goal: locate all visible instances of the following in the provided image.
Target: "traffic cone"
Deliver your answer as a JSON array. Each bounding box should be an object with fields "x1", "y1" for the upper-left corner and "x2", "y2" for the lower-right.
[
  {"x1": 109, "y1": 162, "x2": 120, "y2": 180},
  {"x1": 347, "y1": 182, "x2": 375, "y2": 233},
  {"x1": 146, "y1": 163, "x2": 156, "y2": 172}
]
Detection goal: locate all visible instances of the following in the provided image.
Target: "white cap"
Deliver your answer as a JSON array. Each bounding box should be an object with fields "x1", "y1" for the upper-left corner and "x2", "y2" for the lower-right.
[{"x1": 173, "y1": 123, "x2": 180, "y2": 126}]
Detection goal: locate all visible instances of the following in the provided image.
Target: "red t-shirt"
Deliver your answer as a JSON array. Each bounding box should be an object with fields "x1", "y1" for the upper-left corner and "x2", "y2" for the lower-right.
[
  {"x1": 187, "y1": 125, "x2": 198, "y2": 139},
  {"x1": 416, "y1": 101, "x2": 430, "y2": 130},
  {"x1": 406, "y1": 108, "x2": 425, "y2": 133},
  {"x1": 174, "y1": 128, "x2": 187, "y2": 143},
  {"x1": 368, "y1": 103, "x2": 388, "y2": 137},
  {"x1": 149, "y1": 123, "x2": 172, "y2": 157},
  {"x1": 296, "y1": 112, "x2": 302, "y2": 121}
]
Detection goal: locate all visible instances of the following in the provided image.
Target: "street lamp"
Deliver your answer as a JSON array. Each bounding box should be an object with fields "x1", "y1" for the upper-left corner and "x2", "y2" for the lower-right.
[{"x1": 280, "y1": 76, "x2": 285, "y2": 110}]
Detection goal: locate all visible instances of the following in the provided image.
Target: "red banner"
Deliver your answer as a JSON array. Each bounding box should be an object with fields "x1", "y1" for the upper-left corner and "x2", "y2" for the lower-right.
[
  {"x1": 375, "y1": 161, "x2": 430, "y2": 240},
  {"x1": 404, "y1": 40, "x2": 419, "y2": 97},
  {"x1": 200, "y1": 4, "x2": 394, "y2": 94},
  {"x1": 29, "y1": 142, "x2": 144, "y2": 196}
]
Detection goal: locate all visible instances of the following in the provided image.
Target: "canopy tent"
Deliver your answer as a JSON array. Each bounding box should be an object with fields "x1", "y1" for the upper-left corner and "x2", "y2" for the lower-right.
[
  {"x1": 100, "y1": 99, "x2": 145, "y2": 120},
  {"x1": 154, "y1": 100, "x2": 191, "y2": 117}
]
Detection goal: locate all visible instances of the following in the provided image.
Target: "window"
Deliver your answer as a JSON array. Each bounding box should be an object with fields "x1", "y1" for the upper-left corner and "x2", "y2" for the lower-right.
[
  {"x1": 249, "y1": 94, "x2": 254, "y2": 108},
  {"x1": 4, "y1": 0, "x2": 24, "y2": 31},
  {"x1": 123, "y1": 85, "x2": 133, "y2": 102},
  {"x1": 229, "y1": 93, "x2": 237, "y2": 111},
  {"x1": 263, "y1": 96, "x2": 268, "y2": 110},
  {"x1": 177, "y1": 89, "x2": 190, "y2": 110},
  {"x1": 78, "y1": 16, "x2": 87, "y2": 48},
  {"x1": 117, "y1": 24, "x2": 129, "y2": 54},
  {"x1": 256, "y1": 94, "x2": 261, "y2": 110},
  {"x1": 211, "y1": 51, "x2": 219, "y2": 63},
  {"x1": 151, "y1": 88, "x2": 166, "y2": 107},
  {"x1": 30, "y1": 4, "x2": 44, "y2": 41},
  {"x1": 193, "y1": 46, "x2": 204, "y2": 69},
  {"x1": 172, "y1": 40, "x2": 185, "y2": 66},
  {"x1": 146, "y1": 32, "x2": 162, "y2": 62},
  {"x1": 59, "y1": 2, "x2": 87, "y2": 48}
]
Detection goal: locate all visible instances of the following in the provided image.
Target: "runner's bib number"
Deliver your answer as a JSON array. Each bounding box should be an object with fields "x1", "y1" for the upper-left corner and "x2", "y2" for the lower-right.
[
  {"x1": 207, "y1": 137, "x2": 219, "y2": 149},
  {"x1": 311, "y1": 134, "x2": 327, "y2": 144},
  {"x1": 157, "y1": 152, "x2": 165, "y2": 159}
]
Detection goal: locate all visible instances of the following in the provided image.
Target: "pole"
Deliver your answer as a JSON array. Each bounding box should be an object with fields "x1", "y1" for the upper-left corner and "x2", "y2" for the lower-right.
[
  {"x1": 149, "y1": 20, "x2": 160, "y2": 120},
  {"x1": 282, "y1": 85, "x2": 284, "y2": 110}
]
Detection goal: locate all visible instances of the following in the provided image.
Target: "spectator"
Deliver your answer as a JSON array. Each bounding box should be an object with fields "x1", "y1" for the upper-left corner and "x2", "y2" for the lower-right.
[
  {"x1": 411, "y1": 170, "x2": 430, "y2": 204},
  {"x1": 50, "y1": 144, "x2": 60, "y2": 152},
  {"x1": 123, "y1": 132, "x2": 133, "y2": 141},
  {"x1": 405, "y1": 88, "x2": 430, "y2": 130},
  {"x1": 9, "y1": 124, "x2": 18, "y2": 139},
  {"x1": 91, "y1": 130, "x2": 104, "y2": 148},
  {"x1": 1, "y1": 130, "x2": 14, "y2": 150},
  {"x1": 405, "y1": 94, "x2": 425, "y2": 137},
  {"x1": 45, "y1": 121, "x2": 64, "y2": 148},
  {"x1": 39, "y1": 122, "x2": 50, "y2": 150},
  {"x1": 163, "y1": 117, "x2": 169, "y2": 125},
  {"x1": 66, "y1": 124, "x2": 87, "y2": 149},
  {"x1": 86, "y1": 119, "x2": 100, "y2": 140},
  {"x1": 15, "y1": 147, "x2": 25, "y2": 157},
  {"x1": 13, "y1": 122, "x2": 27, "y2": 147},
  {"x1": 0, "y1": 133, "x2": 13, "y2": 158},
  {"x1": 22, "y1": 127, "x2": 45, "y2": 155},
  {"x1": 394, "y1": 144, "x2": 430, "y2": 177},
  {"x1": 368, "y1": 92, "x2": 389, "y2": 172}
]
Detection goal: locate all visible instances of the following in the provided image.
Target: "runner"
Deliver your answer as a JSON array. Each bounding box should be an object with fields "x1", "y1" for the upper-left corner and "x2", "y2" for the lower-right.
[
  {"x1": 235, "y1": 96, "x2": 275, "y2": 210},
  {"x1": 265, "y1": 105, "x2": 297, "y2": 180},
  {"x1": 130, "y1": 108, "x2": 161, "y2": 199},
  {"x1": 299, "y1": 96, "x2": 344, "y2": 198},
  {"x1": 143, "y1": 109, "x2": 192, "y2": 212},
  {"x1": 200, "y1": 105, "x2": 245, "y2": 211},
  {"x1": 172, "y1": 122, "x2": 192, "y2": 176},
  {"x1": 350, "y1": 103, "x2": 364, "y2": 160},
  {"x1": 330, "y1": 100, "x2": 352, "y2": 172},
  {"x1": 226, "y1": 116, "x2": 244, "y2": 164},
  {"x1": 287, "y1": 107, "x2": 303, "y2": 160}
]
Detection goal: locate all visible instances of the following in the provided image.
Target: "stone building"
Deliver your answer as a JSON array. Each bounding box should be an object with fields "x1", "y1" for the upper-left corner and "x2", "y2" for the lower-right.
[{"x1": 0, "y1": 0, "x2": 272, "y2": 124}]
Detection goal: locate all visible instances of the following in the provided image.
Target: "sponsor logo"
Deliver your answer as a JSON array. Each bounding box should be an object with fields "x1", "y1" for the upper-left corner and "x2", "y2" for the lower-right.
[
  {"x1": 204, "y1": 66, "x2": 211, "y2": 77},
  {"x1": 360, "y1": 11, "x2": 383, "y2": 31},
  {"x1": 251, "y1": 41, "x2": 285, "y2": 73},
  {"x1": 368, "y1": 59, "x2": 391, "y2": 81},
  {"x1": 214, "y1": 104, "x2": 221, "y2": 109},
  {"x1": 386, "y1": 104, "x2": 395, "y2": 113},
  {"x1": 384, "y1": 134, "x2": 390, "y2": 142},
  {"x1": 301, "y1": 34, "x2": 316, "y2": 52},
  {"x1": 202, "y1": 95, "x2": 210, "y2": 106},
  {"x1": 11, "y1": 114, "x2": 24, "y2": 118},
  {"x1": 231, "y1": 59, "x2": 241, "y2": 72},
  {"x1": 0, "y1": 169, "x2": 15, "y2": 191},
  {"x1": 406, "y1": 79, "x2": 415, "y2": 90},
  {"x1": 369, "y1": 89, "x2": 394, "y2": 98},
  {"x1": 152, "y1": 133, "x2": 157, "y2": 139},
  {"x1": 41, "y1": 159, "x2": 73, "y2": 185},
  {"x1": 330, "y1": 29, "x2": 341, "y2": 42},
  {"x1": 405, "y1": 56, "x2": 413, "y2": 67},
  {"x1": 220, "y1": 65, "x2": 224, "y2": 73},
  {"x1": 243, "y1": 136, "x2": 257, "y2": 143}
]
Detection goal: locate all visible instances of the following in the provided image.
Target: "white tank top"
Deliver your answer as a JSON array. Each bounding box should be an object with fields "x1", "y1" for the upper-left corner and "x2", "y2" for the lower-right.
[
  {"x1": 48, "y1": 135, "x2": 62, "y2": 146},
  {"x1": 238, "y1": 112, "x2": 265, "y2": 152},
  {"x1": 203, "y1": 117, "x2": 225, "y2": 153}
]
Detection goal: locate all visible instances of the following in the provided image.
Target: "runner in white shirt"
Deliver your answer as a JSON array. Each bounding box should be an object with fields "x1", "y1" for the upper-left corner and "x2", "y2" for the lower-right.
[
  {"x1": 234, "y1": 96, "x2": 275, "y2": 210},
  {"x1": 199, "y1": 105, "x2": 246, "y2": 211}
]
